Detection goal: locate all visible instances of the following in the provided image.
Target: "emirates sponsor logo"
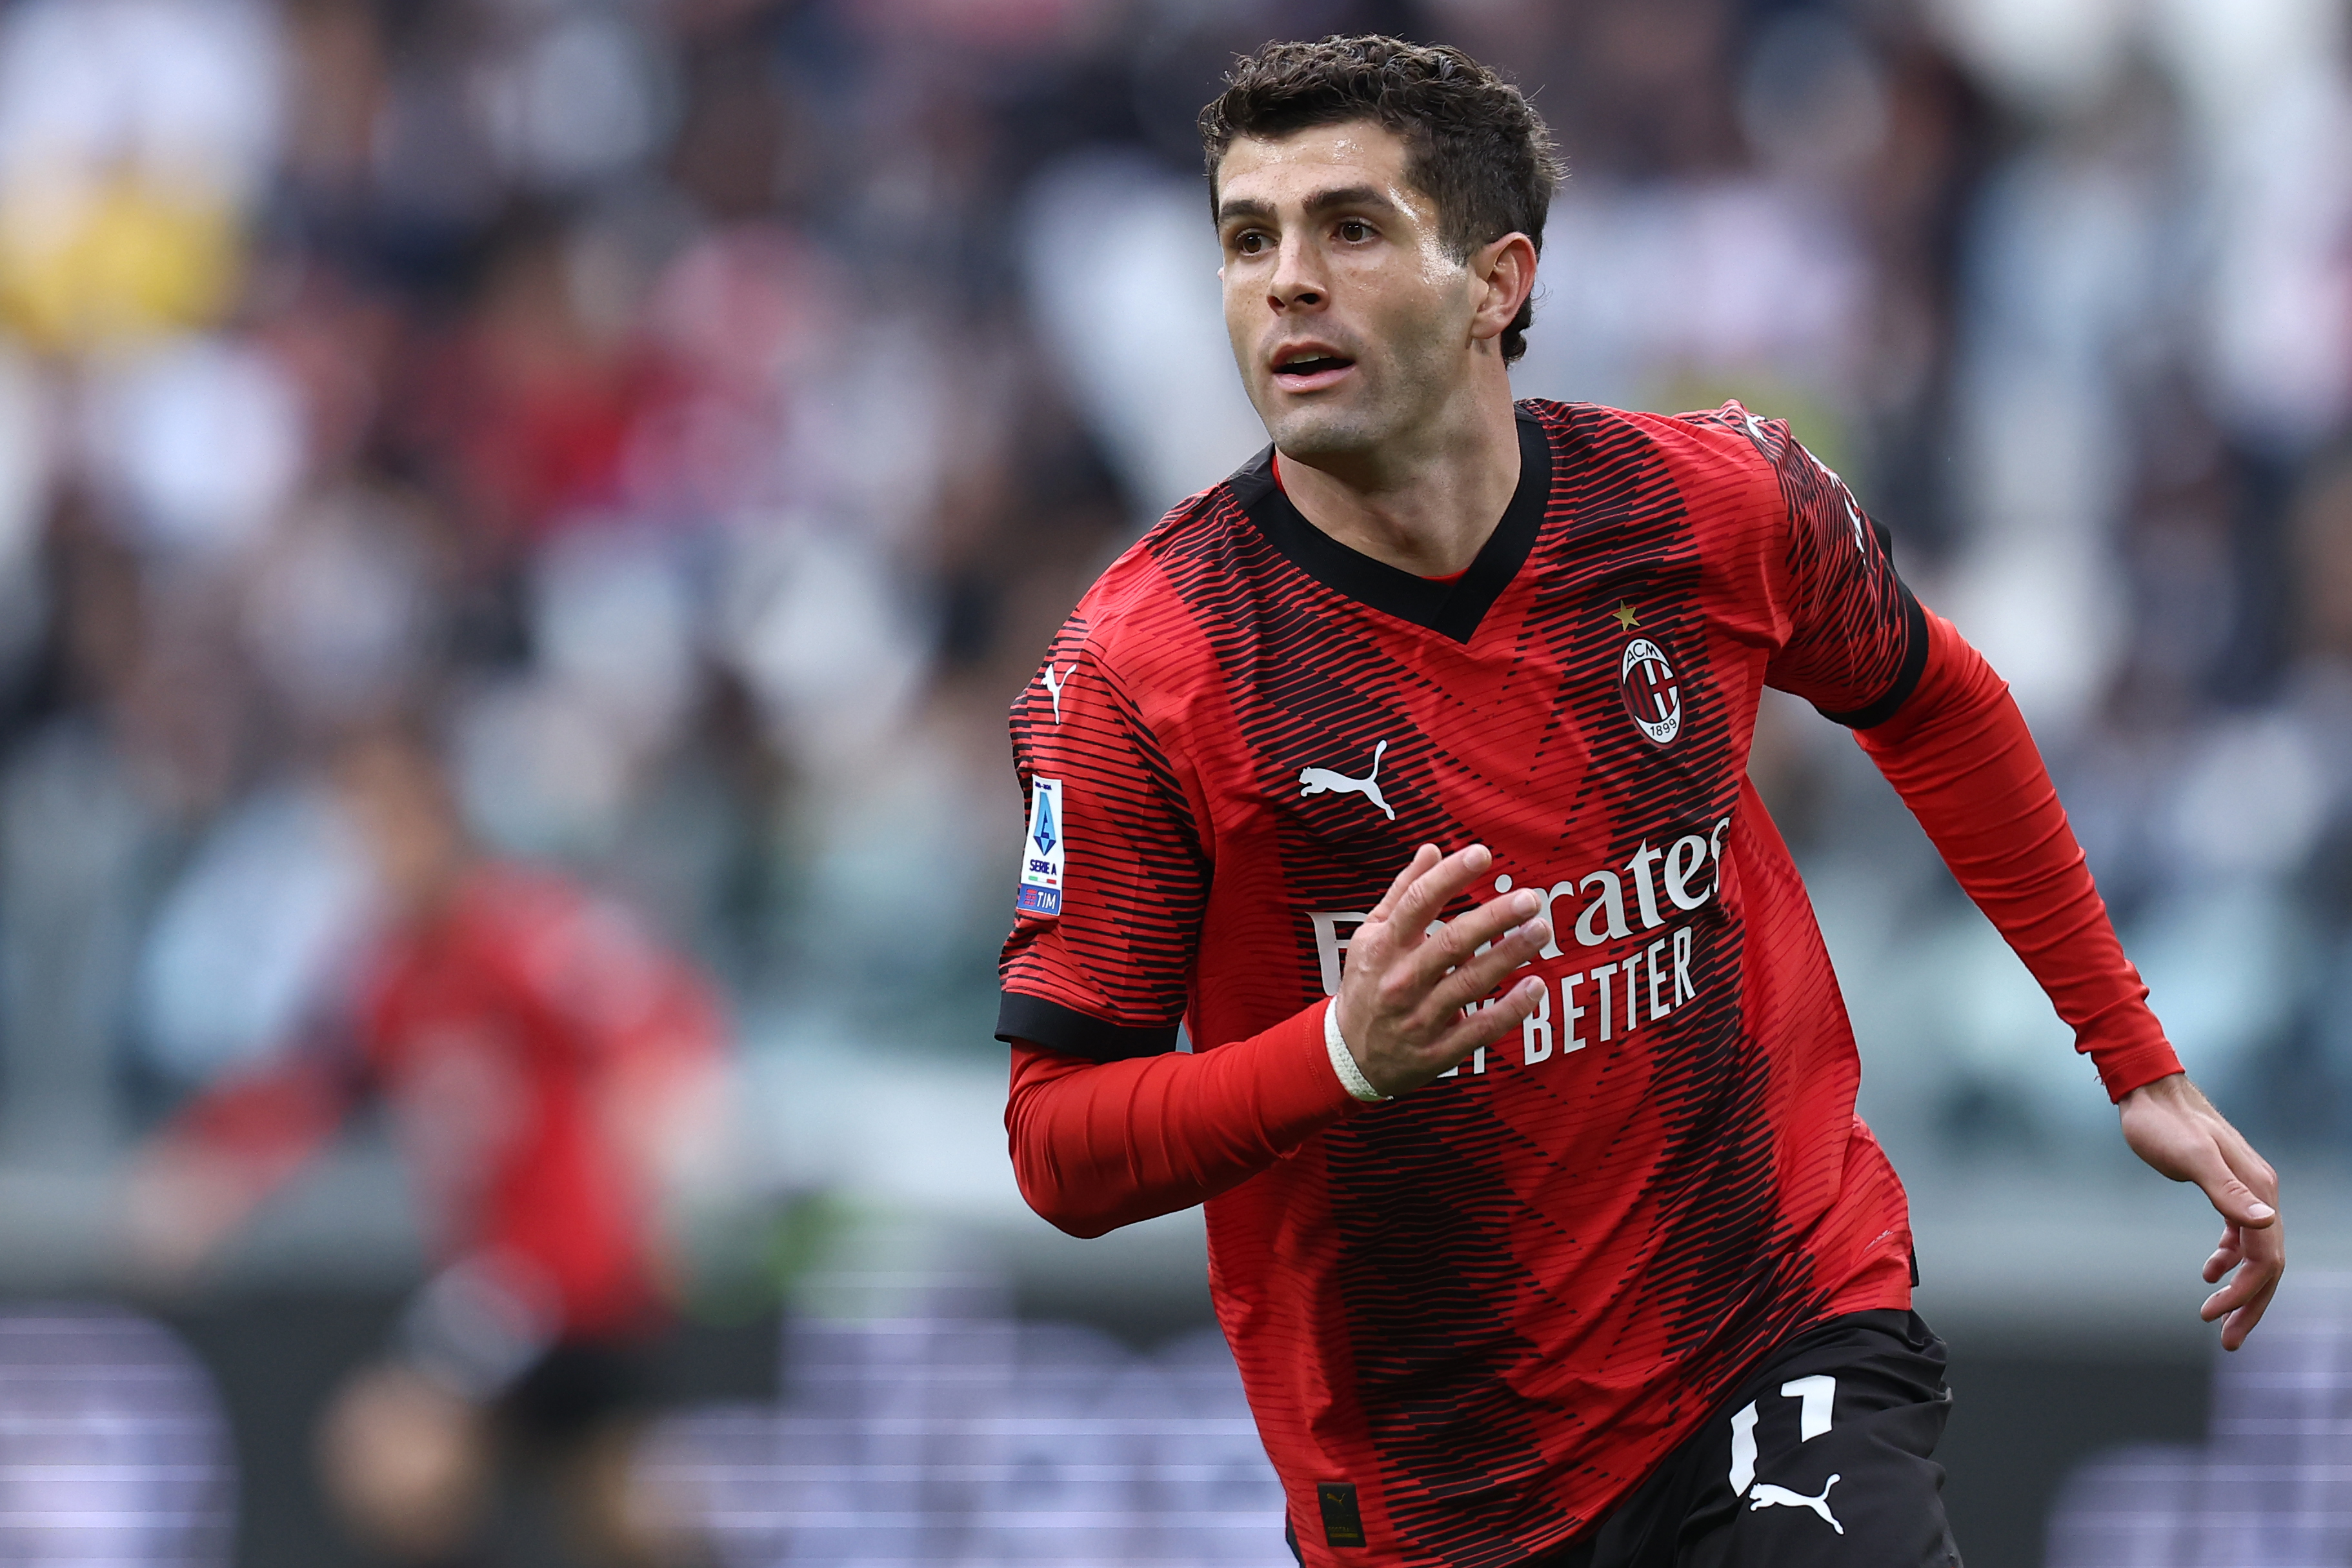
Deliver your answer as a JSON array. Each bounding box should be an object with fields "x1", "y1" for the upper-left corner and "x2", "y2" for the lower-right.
[{"x1": 1308, "y1": 816, "x2": 1732, "y2": 1079}]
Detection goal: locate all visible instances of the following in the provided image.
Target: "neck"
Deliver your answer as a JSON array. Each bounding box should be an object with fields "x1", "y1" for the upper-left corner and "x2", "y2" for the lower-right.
[{"x1": 1276, "y1": 372, "x2": 1520, "y2": 578}]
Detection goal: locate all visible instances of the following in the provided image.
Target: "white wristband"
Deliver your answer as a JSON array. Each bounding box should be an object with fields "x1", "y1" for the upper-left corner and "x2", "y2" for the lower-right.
[{"x1": 1325, "y1": 1002, "x2": 1389, "y2": 1103}]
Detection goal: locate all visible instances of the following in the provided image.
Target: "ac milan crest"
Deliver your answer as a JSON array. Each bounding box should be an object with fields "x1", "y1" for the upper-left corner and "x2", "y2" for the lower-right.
[{"x1": 1620, "y1": 637, "x2": 1682, "y2": 745}]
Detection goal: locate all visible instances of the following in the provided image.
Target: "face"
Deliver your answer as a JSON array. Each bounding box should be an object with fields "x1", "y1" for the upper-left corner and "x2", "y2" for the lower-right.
[
  {"x1": 335, "y1": 736, "x2": 467, "y2": 915},
  {"x1": 1215, "y1": 121, "x2": 1487, "y2": 458}
]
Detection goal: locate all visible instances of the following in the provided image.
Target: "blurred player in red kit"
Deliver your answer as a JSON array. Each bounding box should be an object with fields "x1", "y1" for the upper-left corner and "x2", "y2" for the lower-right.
[
  {"x1": 996, "y1": 35, "x2": 2284, "y2": 1568},
  {"x1": 128, "y1": 729, "x2": 726, "y2": 1568}
]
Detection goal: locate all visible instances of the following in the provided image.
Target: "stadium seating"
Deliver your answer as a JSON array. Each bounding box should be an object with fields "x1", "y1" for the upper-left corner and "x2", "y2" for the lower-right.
[{"x1": 2047, "y1": 1273, "x2": 2352, "y2": 1566}]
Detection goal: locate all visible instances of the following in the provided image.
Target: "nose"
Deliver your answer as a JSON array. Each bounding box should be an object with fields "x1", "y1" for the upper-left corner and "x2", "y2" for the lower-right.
[{"x1": 1267, "y1": 232, "x2": 1327, "y2": 313}]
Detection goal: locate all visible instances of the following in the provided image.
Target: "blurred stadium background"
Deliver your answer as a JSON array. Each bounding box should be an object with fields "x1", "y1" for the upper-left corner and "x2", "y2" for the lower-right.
[{"x1": 0, "y1": 0, "x2": 2344, "y2": 1562}]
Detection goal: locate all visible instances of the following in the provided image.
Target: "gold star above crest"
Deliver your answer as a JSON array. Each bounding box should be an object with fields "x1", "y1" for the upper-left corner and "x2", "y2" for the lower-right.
[{"x1": 1610, "y1": 601, "x2": 1641, "y2": 631}]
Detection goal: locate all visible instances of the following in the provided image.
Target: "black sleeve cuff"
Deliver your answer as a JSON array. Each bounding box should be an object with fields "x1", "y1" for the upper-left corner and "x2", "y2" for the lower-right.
[
  {"x1": 996, "y1": 991, "x2": 1179, "y2": 1061},
  {"x1": 1817, "y1": 583, "x2": 1931, "y2": 730}
]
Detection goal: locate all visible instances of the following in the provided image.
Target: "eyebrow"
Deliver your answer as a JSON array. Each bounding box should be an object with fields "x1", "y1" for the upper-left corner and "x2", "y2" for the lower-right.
[{"x1": 1214, "y1": 184, "x2": 1406, "y2": 228}]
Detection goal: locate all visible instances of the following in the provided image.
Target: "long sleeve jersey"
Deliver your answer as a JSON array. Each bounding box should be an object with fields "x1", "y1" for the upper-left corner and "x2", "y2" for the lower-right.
[{"x1": 992, "y1": 399, "x2": 2176, "y2": 1567}]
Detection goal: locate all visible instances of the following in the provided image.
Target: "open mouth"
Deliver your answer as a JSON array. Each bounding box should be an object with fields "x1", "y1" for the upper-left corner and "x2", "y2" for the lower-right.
[{"x1": 1272, "y1": 352, "x2": 1356, "y2": 390}]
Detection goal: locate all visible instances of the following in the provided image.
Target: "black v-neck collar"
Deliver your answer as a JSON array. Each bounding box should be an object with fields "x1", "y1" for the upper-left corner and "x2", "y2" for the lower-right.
[{"x1": 1230, "y1": 407, "x2": 1553, "y2": 644}]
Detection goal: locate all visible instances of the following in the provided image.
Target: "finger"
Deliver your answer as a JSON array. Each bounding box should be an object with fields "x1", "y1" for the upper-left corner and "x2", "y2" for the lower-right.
[
  {"x1": 2216, "y1": 1249, "x2": 2284, "y2": 1351},
  {"x1": 1421, "y1": 892, "x2": 1545, "y2": 978},
  {"x1": 1405, "y1": 888, "x2": 1540, "y2": 991},
  {"x1": 2204, "y1": 1220, "x2": 2284, "y2": 1342},
  {"x1": 1367, "y1": 845, "x2": 1442, "y2": 923},
  {"x1": 1424, "y1": 920, "x2": 1553, "y2": 1018},
  {"x1": 2180, "y1": 1138, "x2": 2278, "y2": 1229},
  {"x1": 1426, "y1": 977, "x2": 1546, "y2": 1064},
  {"x1": 2219, "y1": 1138, "x2": 2280, "y2": 1210},
  {"x1": 1391, "y1": 843, "x2": 1494, "y2": 938},
  {"x1": 2204, "y1": 1223, "x2": 2243, "y2": 1285}
]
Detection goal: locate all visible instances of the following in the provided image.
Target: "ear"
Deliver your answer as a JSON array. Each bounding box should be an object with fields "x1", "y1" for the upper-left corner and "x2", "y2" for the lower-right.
[{"x1": 1466, "y1": 232, "x2": 1537, "y2": 346}]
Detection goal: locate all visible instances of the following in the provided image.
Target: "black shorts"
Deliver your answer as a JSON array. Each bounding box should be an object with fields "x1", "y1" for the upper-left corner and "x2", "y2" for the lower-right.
[
  {"x1": 1289, "y1": 1309, "x2": 1962, "y2": 1568},
  {"x1": 1545, "y1": 1308, "x2": 1962, "y2": 1568},
  {"x1": 492, "y1": 1340, "x2": 652, "y2": 1454}
]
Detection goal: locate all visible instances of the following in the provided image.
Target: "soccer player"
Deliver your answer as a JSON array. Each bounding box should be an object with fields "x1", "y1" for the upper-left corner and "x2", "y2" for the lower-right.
[
  {"x1": 994, "y1": 35, "x2": 2284, "y2": 1568},
  {"x1": 126, "y1": 728, "x2": 724, "y2": 1568}
]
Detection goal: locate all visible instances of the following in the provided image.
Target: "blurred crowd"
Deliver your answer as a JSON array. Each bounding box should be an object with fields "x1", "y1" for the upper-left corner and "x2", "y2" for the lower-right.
[
  {"x1": 0, "y1": 0, "x2": 2342, "y2": 1562},
  {"x1": 0, "y1": 0, "x2": 2343, "y2": 1233}
]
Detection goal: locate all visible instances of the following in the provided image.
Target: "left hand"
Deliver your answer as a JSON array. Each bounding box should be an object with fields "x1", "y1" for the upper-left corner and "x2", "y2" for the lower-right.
[
  {"x1": 117, "y1": 1142, "x2": 259, "y2": 1291},
  {"x1": 2118, "y1": 1072, "x2": 2282, "y2": 1351}
]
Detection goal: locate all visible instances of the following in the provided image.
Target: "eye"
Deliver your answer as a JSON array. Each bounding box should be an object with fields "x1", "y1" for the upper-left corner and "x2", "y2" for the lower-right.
[
  {"x1": 1232, "y1": 230, "x2": 1267, "y2": 256},
  {"x1": 1337, "y1": 219, "x2": 1371, "y2": 243}
]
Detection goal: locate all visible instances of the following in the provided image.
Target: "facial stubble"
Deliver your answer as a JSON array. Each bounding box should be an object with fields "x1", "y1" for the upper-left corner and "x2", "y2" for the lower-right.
[{"x1": 1251, "y1": 291, "x2": 1471, "y2": 464}]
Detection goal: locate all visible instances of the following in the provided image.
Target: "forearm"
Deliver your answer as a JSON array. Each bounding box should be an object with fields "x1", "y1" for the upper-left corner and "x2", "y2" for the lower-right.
[
  {"x1": 1005, "y1": 1001, "x2": 1360, "y2": 1237},
  {"x1": 127, "y1": 1060, "x2": 352, "y2": 1274},
  {"x1": 1853, "y1": 610, "x2": 2180, "y2": 1100},
  {"x1": 166, "y1": 1058, "x2": 352, "y2": 1189}
]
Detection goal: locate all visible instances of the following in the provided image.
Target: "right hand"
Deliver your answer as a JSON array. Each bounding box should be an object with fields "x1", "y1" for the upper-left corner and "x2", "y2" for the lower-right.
[{"x1": 1333, "y1": 842, "x2": 1551, "y2": 1098}]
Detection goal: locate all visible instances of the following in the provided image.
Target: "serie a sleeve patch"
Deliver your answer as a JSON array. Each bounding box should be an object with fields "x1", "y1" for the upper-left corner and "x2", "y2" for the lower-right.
[{"x1": 1016, "y1": 778, "x2": 1066, "y2": 918}]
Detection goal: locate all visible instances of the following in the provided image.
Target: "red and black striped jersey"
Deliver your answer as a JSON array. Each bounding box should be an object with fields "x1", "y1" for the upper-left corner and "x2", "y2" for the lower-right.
[{"x1": 998, "y1": 398, "x2": 1929, "y2": 1564}]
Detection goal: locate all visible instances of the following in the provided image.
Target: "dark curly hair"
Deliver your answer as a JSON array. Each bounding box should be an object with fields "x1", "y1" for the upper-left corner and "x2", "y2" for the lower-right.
[{"x1": 1199, "y1": 35, "x2": 1563, "y2": 363}]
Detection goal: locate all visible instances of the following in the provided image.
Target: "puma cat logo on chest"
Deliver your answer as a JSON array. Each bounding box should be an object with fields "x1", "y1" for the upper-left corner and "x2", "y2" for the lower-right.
[{"x1": 1298, "y1": 741, "x2": 1395, "y2": 820}]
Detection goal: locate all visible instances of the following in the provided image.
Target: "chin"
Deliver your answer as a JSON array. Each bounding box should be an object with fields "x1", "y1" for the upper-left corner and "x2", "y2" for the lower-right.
[{"x1": 1263, "y1": 402, "x2": 1388, "y2": 460}]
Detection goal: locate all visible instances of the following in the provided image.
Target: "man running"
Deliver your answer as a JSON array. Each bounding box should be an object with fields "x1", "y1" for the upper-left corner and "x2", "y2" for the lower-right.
[
  {"x1": 996, "y1": 35, "x2": 2281, "y2": 1567},
  {"x1": 129, "y1": 729, "x2": 724, "y2": 1567}
]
